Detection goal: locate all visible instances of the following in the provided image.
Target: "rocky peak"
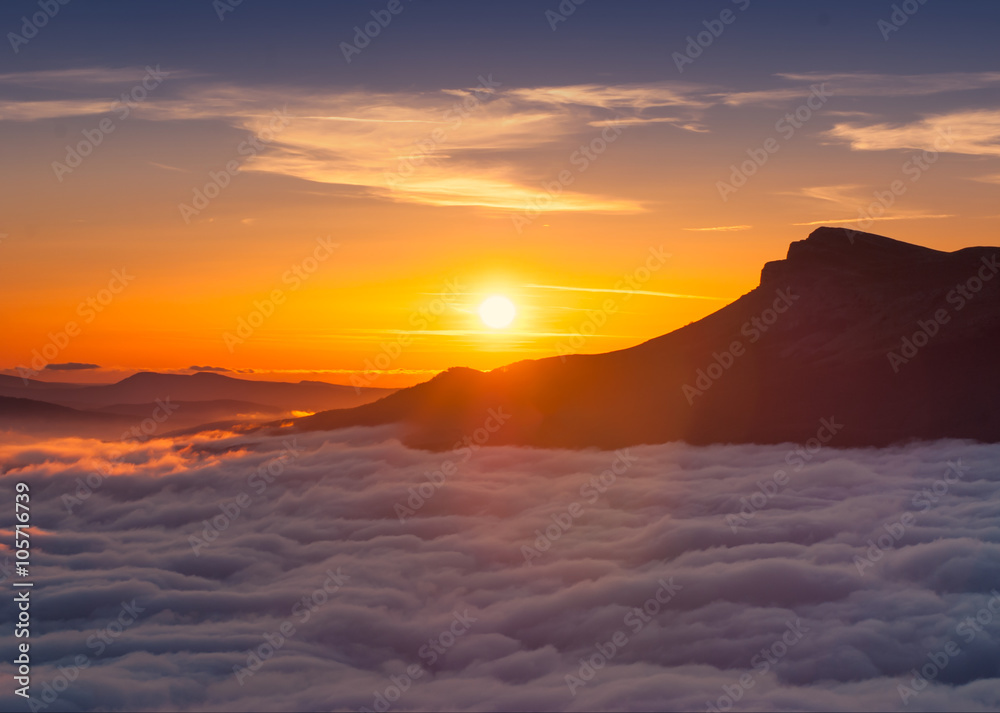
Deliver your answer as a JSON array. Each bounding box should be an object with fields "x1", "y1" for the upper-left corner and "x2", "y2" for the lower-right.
[{"x1": 760, "y1": 227, "x2": 943, "y2": 287}]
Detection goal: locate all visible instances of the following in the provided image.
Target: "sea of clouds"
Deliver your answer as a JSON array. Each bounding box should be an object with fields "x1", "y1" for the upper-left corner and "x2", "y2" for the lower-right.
[{"x1": 1, "y1": 424, "x2": 1000, "y2": 712}]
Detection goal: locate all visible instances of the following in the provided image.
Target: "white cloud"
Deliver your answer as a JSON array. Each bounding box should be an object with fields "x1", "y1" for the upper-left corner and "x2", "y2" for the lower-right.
[
  {"x1": 828, "y1": 109, "x2": 1000, "y2": 157},
  {"x1": 2, "y1": 429, "x2": 998, "y2": 711}
]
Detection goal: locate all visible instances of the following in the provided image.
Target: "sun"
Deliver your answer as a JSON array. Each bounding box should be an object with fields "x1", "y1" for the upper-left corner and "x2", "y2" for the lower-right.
[{"x1": 478, "y1": 295, "x2": 516, "y2": 329}]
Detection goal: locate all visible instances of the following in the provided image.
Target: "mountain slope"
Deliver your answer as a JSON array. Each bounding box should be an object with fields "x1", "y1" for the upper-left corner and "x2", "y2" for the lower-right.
[
  {"x1": 294, "y1": 228, "x2": 1000, "y2": 449},
  {"x1": 0, "y1": 396, "x2": 135, "y2": 438},
  {"x1": 0, "y1": 372, "x2": 394, "y2": 413}
]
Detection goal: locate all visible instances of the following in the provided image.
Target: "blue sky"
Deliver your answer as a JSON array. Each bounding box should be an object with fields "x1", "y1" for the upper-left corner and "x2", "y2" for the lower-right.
[{"x1": 3, "y1": 1, "x2": 998, "y2": 90}]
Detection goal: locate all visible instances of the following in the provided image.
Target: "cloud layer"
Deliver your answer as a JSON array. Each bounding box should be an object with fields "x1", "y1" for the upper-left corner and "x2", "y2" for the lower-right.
[
  {"x1": 4, "y1": 68, "x2": 999, "y2": 216},
  {"x1": 2, "y1": 427, "x2": 1000, "y2": 711}
]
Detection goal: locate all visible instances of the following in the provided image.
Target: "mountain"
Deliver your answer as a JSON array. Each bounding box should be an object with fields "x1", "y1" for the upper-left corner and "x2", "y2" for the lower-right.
[
  {"x1": 293, "y1": 228, "x2": 1000, "y2": 449},
  {"x1": 0, "y1": 396, "x2": 135, "y2": 438},
  {"x1": 0, "y1": 371, "x2": 394, "y2": 413},
  {"x1": 0, "y1": 373, "x2": 395, "y2": 439},
  {"x1": 94, "y1": 399, "x2": 285, "y2": 421},
  {"x1": 0, "y1": 375, "x2": 90, "y2": 390}
]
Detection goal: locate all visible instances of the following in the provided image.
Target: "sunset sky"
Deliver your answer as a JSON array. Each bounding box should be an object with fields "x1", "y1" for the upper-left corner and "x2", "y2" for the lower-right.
[{"x1": 2, "y1": 0, "x2": 998, "y2": 387}]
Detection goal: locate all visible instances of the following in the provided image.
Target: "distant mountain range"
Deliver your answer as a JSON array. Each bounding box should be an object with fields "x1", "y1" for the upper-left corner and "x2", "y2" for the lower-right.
[
  {"x1": 0, "y1": 372, "x2": 394, "y2": 438},
  {"x1": 0, "y1": 396, "x2": 136, "y2": 438},
  {"x1": 293, "y1": 227, "x2": 1000, "y2": 449}
]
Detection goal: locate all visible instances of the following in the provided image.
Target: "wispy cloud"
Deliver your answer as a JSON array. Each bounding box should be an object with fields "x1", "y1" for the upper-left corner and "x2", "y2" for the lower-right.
[
  {"x1": 588, "y1": 116, "x2": 709, "y2": 132},
  {"x1": 4, "y1": 68, "x2": 998, "y2": 211},
  {"x1": 0, "y1": 98, "x2": 115, "y2": 121},
  {"x1": 795, "y1": 184, "x2": 867, "y2": 205},
  {"x1": 970, "y1": 173, "x2": 1000, "y2": 184},
  {"x1": 0, "y1": 66, "x2": 185, "y2": 88},
  {"x1": 792, "y1": 214, "x2": 954, "y2": 227},
  {"x1": 508, "y1": 82, "x2": 712, "y2": 110},
  {"x1": 147, "y1": 161, "x2": 187, "y2": 172},
  {"x1": 721, "y1": 71, "x2": 1000, "y2": 106},
  {"x1": 784, "y1": 71, "x2": 1000, "y2": 95},
  {"x1": 525, "y1": 284, "x2": 728, "y2": 300},
  {"x1": 791, "y1": 184, "x2": 956, "y2": 227},
  {"x1": 141, "y1": 83, "x2": 649, "y2": 213},
  {"x1": 682, "y1": 225, "x2": 752, "y2": 232},
  {"x1": 370, "y1": 329, "x2": 612, "y2": 338},
  {"x1": 0, "y1": 74, "x2": 713, "y2": 212},
  {"x1": 827, "y1": 109, "x2": 1000, "y2": 157}
]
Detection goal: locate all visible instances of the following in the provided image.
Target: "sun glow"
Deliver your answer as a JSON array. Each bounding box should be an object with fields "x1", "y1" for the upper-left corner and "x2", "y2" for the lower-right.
[{"x1": 478, "y1": 295, "x2": 517, "y2": 329}]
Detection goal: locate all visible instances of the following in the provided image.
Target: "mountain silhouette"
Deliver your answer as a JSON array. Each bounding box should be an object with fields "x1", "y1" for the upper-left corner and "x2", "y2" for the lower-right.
[
  {"x1": 293, "y1": 227, "x2": 1000, "y2": 449},
  {"x1": 0, "y1": 372, "x2": 395, "y2": 438},
  {"x1": 0, "y1": 371, "x2": 393, "y2": 413},
  {"x1": 0, "y1": 395, "x2": 136, "y2": 438}
]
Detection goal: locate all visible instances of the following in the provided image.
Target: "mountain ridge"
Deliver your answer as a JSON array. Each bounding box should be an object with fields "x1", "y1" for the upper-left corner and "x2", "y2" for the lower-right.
[
  {"x1": 291, "y1": 227, "x2": 1000, "y2": 450},
  {"x1": 0, "y1": 371, "x2": 394, "y2": 412}
]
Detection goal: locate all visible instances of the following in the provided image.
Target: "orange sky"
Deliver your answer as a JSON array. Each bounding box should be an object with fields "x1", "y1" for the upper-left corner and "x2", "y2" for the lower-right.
[{"x1": 2, "y1": 10, "x2": 999, "y2": 387}]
